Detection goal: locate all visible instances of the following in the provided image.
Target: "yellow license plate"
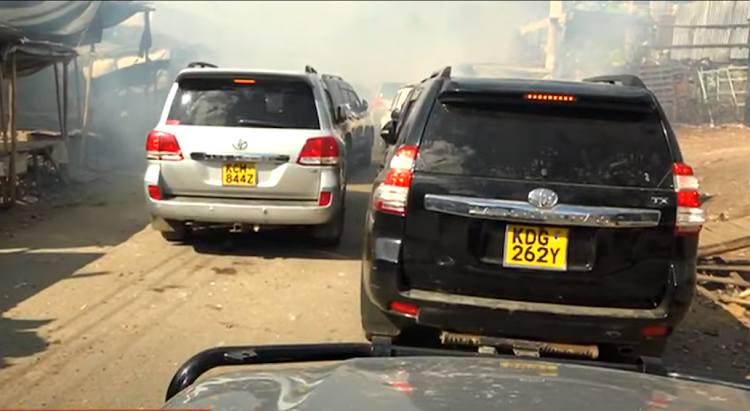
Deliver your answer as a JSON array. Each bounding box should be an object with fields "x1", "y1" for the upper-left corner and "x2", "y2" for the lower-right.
[
  {"x1": 503, "y1": 224, "x2": 569, "y2": 271},
  {"x1": 222, "y1": 162, "x2": 257, "y2": 186}
]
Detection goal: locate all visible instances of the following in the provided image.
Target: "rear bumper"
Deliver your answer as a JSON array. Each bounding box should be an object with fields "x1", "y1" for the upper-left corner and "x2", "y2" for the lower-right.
[
  {"x1": 363, "y1": 238, "x2": 695, "y2": 346},
  {"x1": 146, "y1": 193, "x2": 342, "y2": 227}
]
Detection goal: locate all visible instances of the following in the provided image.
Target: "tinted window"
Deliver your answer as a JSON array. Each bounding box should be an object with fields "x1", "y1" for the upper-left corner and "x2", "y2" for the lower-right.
[
  {"x1": 323, "y1": 80, "x2": 345, "y2": 106},
  {"x1": 418, "y1": 101, "x2": 673, "y2": 188},
  {"x1": 168, "y1": 77, "x2": 320, "y2": 129}
]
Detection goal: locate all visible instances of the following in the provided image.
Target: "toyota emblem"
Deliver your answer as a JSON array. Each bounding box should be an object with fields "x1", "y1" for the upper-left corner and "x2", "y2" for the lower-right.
[
  {"x1": 233, "y1": 139, "x2": 248, "y2": 151},
  {"x1": 527, "y1": 188, "x2": 559, "y2": 209}
]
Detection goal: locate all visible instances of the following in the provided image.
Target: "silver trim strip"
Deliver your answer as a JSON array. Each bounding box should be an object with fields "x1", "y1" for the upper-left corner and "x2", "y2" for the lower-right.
[
  {"x1": 423, "y1": 194, "x2": 661, "y2": 228},
  {"x1": 190, "y1": 152, "x2": 290, "y2": 163},
  {"x1": 404, "y1": 289, "x2": 666, "y2": 319}
]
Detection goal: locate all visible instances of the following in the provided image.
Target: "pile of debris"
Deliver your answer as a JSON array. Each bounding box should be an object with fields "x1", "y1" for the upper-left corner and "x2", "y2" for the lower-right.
[{"x1": 697, "y1": 255, "x2": 750, "y2": 321}]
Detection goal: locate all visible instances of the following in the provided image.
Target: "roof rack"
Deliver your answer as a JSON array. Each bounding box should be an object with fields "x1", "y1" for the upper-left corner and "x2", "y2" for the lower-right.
[
  {"x1": 321, "y1": 73, "x2": 343, "y2": 81},
  {"x1": 305, "y1": 65, "x2": 318, "y2": 74},
  {"x1": 582, "y1": 74, "x2": 647, "y2": 89},
  {"x1": 186, "y1": 61, "x2": 218, "y2": 69}
]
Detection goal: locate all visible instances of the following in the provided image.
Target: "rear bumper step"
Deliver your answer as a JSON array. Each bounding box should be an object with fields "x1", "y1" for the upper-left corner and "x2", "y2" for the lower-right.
[
  {"x1": 440, "y1": 331, "x2": 600, "y2": 359},
  {"x1": 147, "y1": 197, "x2": 339, "y2": 226}
]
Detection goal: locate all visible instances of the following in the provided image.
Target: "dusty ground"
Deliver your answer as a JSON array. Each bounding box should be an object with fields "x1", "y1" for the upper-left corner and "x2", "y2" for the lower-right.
[{"x1": 1, "y1": 126, "x2": 750, "y2": 408}]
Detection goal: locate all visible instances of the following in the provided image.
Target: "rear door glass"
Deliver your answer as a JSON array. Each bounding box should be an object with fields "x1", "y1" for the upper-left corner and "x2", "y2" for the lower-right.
[
  {"x1": 418, "y1": 101, "x2": 673, "y2": 188},
  {"x1": 167, "y1": 77, "x2": 320, "y2": 129}
]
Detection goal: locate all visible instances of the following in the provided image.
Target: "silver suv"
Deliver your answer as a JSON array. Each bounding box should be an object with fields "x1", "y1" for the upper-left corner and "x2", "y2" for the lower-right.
[{"x1": 144, "y1": 63, "x2": 347, "y2": 246}]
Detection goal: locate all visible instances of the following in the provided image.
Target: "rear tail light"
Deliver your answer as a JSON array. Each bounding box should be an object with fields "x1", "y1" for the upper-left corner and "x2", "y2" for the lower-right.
[
  {"x1": 146, "y1": 131, "x2": 183, "y2": 161},
  {"x1": 373, "y1": 145, "x2": 418, "y2": 216},
  {"x1": 297, "y1": 137, "x2": 340, "y2": 166},
  {"x1": 673, "y1": 162, "x2": 705, "y2": 234}
]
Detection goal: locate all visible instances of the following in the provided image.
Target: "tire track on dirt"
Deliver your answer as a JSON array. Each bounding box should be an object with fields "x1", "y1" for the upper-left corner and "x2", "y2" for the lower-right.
[
  {"x1": 0, "y1": 239, "x2": 200, "y2": 387},
  {"x1": 2, "y1": 253, "x2": 223, "y2": 406}
]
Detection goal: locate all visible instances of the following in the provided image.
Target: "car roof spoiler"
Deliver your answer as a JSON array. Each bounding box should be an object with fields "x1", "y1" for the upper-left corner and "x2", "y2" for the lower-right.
[
  {"x1": 186, "y1": 61, "x2": 218, "y2": 69},
  {"x1": 582, "y1": 74, "x2": 648, "y2": 89}
]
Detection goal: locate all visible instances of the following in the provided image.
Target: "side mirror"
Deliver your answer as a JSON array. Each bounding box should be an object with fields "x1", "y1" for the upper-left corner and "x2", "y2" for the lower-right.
[
  {"x1": 360, "y1": 99, "x2": 369, "y2": 111},
  {"x1": 390, "y1": 109, "x2": 401, "y2": 121},
  {"x1": 380, "y1": 120, "x2": 398, "y2": 145}
]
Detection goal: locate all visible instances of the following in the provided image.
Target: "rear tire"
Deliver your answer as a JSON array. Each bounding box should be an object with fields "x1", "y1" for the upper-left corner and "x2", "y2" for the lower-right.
[
  {"x1": 310, "y1": 204, "x2": 344, "y2": 248},
  {"x1": 359, "y1": 128, "x2": 373, "y2": 168},
  {"x1": 159, "y1": 220, "x2": 190, "y2": 242},
  {"x1": 360, "y1": 280, "x2": 400, "y2": 339}
]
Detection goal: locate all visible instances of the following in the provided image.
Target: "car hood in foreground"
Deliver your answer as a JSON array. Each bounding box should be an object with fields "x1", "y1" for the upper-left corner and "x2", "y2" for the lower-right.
[{"x1": 164, "y1": 356, "x2": 749, "y2": 411}]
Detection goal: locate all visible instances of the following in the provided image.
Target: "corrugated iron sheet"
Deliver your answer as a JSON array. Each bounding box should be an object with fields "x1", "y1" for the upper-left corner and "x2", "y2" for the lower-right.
[{"x1": 670, "y1": 0, "x2": 750, "y2": 61}]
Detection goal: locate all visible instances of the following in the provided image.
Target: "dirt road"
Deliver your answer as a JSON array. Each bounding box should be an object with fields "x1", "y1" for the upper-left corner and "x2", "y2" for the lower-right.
[{"x1": 2, "y1": 128, "x2": 750, "y2": 407}]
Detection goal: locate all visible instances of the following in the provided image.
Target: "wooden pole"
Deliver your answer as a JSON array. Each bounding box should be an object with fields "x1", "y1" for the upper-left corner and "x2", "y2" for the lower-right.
[
  {"x1": 54, "y1": 63, "x2": 64, "y2": 135},
  {"x1": 62, "y1": 59, "x2": 70, "y2": 182},
  {"x1": 0, "y1": 55, "x2": 7, "y2": 206},
  {"x1": 73, "y1": 57, "x2": 82, "y2": 129},
  {"x1": 80, "y1": 43, "x2": 95, "y2": 167},
  {"x1": 8, "y1": 53, "x2": 17, "y2": 205},
  {"x1": 62, "y1": 60, "x2": 69, "y2": 147}
]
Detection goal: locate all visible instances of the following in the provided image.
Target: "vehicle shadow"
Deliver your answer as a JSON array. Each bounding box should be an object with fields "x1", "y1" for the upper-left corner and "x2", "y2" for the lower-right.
[
  {"x1": 190, "y1": 187, "x2": 371, "y2": 260},
  {"x1": 664, "y1": 290, "x2": 750, "y2": 383},
  {"x1": 0, "y1": 174, "x2": 147, "y2": 369}
]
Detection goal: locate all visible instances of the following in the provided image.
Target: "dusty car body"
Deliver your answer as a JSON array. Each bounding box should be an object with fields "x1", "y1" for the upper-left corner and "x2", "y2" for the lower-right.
[{"x1": 163, "y1": 343, "x2": 750, "y2": 411}]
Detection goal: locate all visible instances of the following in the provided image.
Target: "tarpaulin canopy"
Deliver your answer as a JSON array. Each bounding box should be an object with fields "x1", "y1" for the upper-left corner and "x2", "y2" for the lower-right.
[
  {"x1": 11, "y1": 39, "x2": 78, "y2": 78},
  {"x1": 0, "y1": 1, "x2": 152, "y2": 46}
]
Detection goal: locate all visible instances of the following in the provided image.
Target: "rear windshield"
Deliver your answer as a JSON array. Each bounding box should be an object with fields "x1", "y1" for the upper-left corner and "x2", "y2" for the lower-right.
[
  {"x1": 167, "y1": 77, "x2": 320, "y2": 129},
  {"x1": 418, "y1": 101, "x2": 673, "y2": 188}
]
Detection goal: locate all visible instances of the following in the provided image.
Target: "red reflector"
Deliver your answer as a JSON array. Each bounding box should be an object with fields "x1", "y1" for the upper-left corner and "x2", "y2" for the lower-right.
[
  {"x1": 318, "y1": 191, "x2": 332, "y2": 206},
  {"x1": 525, "y1": 93, "x2": 575, "y2": 102},
  {"x1": 234, "y1": 79, "x2": 256, "y2": 84},
  {"x1": 641, "y1": 325, "x2": 668, "y2": 337},
  {"x1": 148, "y1": 185, "x2": 162, "y2": 200},
  {"x1": 677, "y1": 190, "x2": 700, "y2": 208},
  {"x1": 165, "y1": 119, "x2": 180, "y2": 125},
  {"x1": 390, "y1": 301, "x2": 418, "y2": 316}
]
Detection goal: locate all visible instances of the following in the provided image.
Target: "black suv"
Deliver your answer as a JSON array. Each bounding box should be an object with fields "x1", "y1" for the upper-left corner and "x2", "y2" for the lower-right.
[
  {"x1": 320, "y1": 74, "x2": 375, "y2": 171},
  {"x1": 360, "y1": 68, "x2": 706, "y2": 361}
]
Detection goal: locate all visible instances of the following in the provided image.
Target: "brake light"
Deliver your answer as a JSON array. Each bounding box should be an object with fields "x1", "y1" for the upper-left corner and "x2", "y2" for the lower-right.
[
  {"x1": 673, "y1": 162, "x2": 705, "y2": 234},
  {"x1": 525, "y1": 93, "x2": 576, "y2": 102},
  {"x1": 146, "y1": 131, "x2": 183, "y2": 161},
  {"x1": 297, "y1": 137, "x2": 340, "y2": 166},
  {"x1": 234, "y1": 79, "x2": 256, "y2": 84},
  {"x1": 373, "y1": 145, "x2": 418, "y2": 216}
]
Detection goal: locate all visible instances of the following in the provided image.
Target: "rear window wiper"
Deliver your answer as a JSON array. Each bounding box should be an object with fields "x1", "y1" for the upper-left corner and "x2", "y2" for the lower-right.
[
  {"x1": 236, "y1": 119, "x2": 290, "y2": 129},
  {"x1": 164, "y1": 339, "x2": 750, "y2": 402}
]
